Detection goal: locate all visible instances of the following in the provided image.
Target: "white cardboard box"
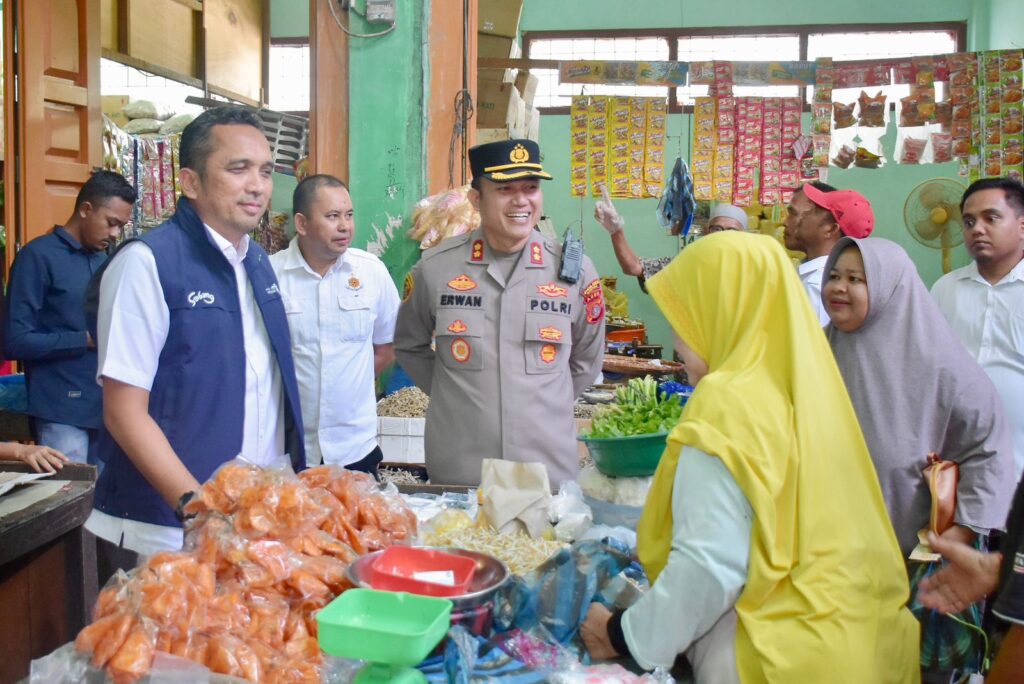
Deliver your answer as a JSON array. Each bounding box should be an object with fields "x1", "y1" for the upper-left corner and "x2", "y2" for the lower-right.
[{"x1": 378, "y1": 416, "x2": 426, "y2": 464}]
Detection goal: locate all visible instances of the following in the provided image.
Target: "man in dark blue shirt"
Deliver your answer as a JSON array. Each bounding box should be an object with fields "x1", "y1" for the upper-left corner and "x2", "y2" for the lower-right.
[{"x1": 4, "y1": 170, "x2": 136, "y2": 466}]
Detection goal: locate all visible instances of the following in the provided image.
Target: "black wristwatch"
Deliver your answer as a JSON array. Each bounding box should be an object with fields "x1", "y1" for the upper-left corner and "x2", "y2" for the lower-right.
[{"x1": 174, "y1": 490, "x2": 197, "y2": 522}]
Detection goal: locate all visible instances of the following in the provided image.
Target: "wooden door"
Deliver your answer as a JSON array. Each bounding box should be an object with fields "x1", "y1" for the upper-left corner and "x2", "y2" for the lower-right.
[{"x1": 4, "y1": 0, "x2": 100, "y2": 272}]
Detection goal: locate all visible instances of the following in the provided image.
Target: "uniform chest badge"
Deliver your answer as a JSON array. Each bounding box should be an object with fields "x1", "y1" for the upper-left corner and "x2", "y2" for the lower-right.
[
  {"x1": 347, "y1": 276, "x2": 362, "y2": 290},
  {"x1": 447, "y1": 274, "x2": 478, "y2": 291},
  {"x1": 537, "y1": 282, "x2": 568, "y2": 298},
  {"x1": 530, "y1": 243, "x2": 544, "y2": 265},
  {"x1": 403, "y1": 272, "x2": 415, "y2": 302},
  {"x1": 583, "y1": 278, "x2": 605, "y2": 324},
  {"x1": 447, "y1": 319, "x2": 468, "y2": 334},
  {"x1": 451, "y1": 337, "x2": 472, "y2": 363},
  {"x1": 471, "y1": 239, "x2": 485, "y2": 262},
  {"x1": 540, "y1": 343, "x2": 558, "y2": 364},
  {"x1": 539, "y1": 326, "x2": 563, "y2": 341}
]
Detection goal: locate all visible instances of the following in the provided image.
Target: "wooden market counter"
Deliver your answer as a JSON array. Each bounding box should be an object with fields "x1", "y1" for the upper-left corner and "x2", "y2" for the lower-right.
[{"x1": 0, "y1": 462, "x2": 97, "y2": 684}]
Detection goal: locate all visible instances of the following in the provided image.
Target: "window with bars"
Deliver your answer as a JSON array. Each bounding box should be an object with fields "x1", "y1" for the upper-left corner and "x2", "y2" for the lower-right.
[
  {"x1": 523, "y1": 23, "x2": 964, "y2": 113},
  {"x1": 806, "y1": 30, "x2": 958, "y2": 104}
]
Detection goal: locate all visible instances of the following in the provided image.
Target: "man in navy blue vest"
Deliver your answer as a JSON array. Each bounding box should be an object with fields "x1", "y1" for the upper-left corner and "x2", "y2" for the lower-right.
[
  {"x1": 5, "y1": 171, "x2": 135, "y2": 468},
  {"x1": 85, "y1": 107, "x2": 305, "y2": 580}
]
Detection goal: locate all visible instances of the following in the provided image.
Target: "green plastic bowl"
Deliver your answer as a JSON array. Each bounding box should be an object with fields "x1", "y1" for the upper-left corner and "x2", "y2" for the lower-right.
[
  {"x1": 317, "y1": 588, "x2": 452, "y2": 666},
  {"x1": 578, "y1": 431, "x2": 668, "y2": 477}
]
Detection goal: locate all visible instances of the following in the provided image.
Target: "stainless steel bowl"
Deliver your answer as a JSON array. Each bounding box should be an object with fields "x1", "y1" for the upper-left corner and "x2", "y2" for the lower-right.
[{"x1": 346, "y1": 546, "x2": 510, "y2": 611}]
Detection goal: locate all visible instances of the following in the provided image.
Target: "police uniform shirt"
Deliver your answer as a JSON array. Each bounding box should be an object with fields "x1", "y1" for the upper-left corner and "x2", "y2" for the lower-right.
[{"x1": 394, "y1": 229, "x2": 605, "y2": 487}]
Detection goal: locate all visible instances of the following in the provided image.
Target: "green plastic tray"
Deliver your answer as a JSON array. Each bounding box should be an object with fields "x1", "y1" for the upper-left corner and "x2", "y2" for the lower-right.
[
  {"x1": 317, "y1": 588, "x2": 452, "y2": 666},
  {"x1": 578, "y1": 431, "x2": 668, "y2": 477}
]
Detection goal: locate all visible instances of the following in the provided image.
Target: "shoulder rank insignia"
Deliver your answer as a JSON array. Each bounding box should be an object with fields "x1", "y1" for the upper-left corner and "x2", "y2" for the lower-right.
[
  {"x1": 530, "y1": 243, "x2": 544, "y2": 265},
  {"x1": 537, "y1": 282, "x2": 568, "y2": 298},
  {"x1": 447, "y1": 319, "x2": 468, "y2": 334},
  {"x1": 447, "y1": 274, "x2": 478, "y2": 291},
  {"x1": 470, "y1": 239, "x2": 485, "y2": 262},
  {"x1": 539, "y1": 326, "x2": 563, "y2": 341}
]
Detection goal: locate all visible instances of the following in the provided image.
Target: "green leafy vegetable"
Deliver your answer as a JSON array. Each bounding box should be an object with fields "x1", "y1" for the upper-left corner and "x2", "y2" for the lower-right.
[{"x1": 585, "y1": 375, "x2": 684, "y2": 438}]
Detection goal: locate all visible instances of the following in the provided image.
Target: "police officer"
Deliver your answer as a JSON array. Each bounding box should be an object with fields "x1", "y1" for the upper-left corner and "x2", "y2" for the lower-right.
[{"x1": 394, "y1": 139, "x2": 605, "y2": 487}]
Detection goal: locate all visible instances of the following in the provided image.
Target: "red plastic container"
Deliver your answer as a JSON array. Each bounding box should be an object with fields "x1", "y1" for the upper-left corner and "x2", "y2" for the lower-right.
[{"x1": 370, "y1": 546, "x2": 477, "y2": 597}]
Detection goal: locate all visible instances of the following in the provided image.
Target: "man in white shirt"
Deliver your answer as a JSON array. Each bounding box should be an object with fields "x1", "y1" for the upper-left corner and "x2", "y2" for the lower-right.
[
  {"x1": 784, "y1": 182, "x2": 874, "y2": 325},
  {"x1": 85, "y1": 108, "x2": 305, "y2": 580},
  {"x1": 932, "y1": 177, "x2": 1024, "y2": 481},
  {"x1": 271, "y1": 175, "x2": 400, "y2": 476}
]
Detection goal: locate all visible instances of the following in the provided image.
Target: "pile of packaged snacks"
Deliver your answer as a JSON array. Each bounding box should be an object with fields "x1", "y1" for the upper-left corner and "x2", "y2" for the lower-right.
[{"x1": 74, "y1": 462, "x2": 417, "y2": 683}]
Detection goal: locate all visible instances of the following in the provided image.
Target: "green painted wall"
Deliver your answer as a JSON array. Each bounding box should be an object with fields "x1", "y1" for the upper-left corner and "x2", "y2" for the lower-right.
[
  {"x1": 268, "y1": 0, "x2": 426, "y2": 283},
  {"x1": 984, "y1": 0, "x2": 1024, "y2": 50},
  {"x1": 522, "y1": 0, "x2": 988, "y2": 352},
  {"x1": 270, "y1": 0, "x2": 309, "y2": 38},
  {"x1": 521, "y1": 0, "x2": 973, "y2": 30},
  {"x1": 346, "y1": 0, "x2": 427, "y2": 287}
]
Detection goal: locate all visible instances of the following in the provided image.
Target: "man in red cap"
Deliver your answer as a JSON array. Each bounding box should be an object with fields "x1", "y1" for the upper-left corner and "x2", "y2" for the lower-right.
[{"x1": 784, "y1": 182, "x2": 874, "y2": 325}]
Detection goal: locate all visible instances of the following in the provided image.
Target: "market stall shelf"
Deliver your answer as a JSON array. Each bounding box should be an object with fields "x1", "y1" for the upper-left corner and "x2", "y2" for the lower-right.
[
  {"x1": 601, "y1": 355, "x2": 683, "y2": 377},
  {"x1": 0, "y1": 462, "x2": 97, "y2": 684}
]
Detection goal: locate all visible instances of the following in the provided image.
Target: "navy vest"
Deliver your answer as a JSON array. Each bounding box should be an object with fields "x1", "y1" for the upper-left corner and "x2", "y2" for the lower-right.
[{"x1": 93, "y1": 198, "x2": 305, "y2": 527}]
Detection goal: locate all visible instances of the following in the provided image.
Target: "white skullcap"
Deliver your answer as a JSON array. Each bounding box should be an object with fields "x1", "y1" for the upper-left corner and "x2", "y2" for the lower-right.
[{"x1": 709, "y1": 204, "x2": 749, "y2": 231}]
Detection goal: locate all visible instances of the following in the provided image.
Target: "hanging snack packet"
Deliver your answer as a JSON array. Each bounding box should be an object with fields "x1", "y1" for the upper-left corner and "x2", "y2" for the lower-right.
[
  {"x1": 899, "y1": 137, "x2": 927, "y2": 164},
  {"x1": 833, "y1": 102, "x2": 856, "y2": 129},
  {"x1": 858, "y1": 91, "x2": 887, "y2": 127},
  {"x1": 832, "y1": 144, "x2": 856, "y2": 169},
  {"x1": 931, "y1": 133, "x2": 954, "y2": 164},
  {"x1": 854, "y1": 147, "x2": 883, "y2": 169}
]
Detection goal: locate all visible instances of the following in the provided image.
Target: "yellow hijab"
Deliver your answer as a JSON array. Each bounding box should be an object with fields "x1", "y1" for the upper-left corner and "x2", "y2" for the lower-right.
[{"x1": 642, "y1": 233, "x2": 919, "y2": 683}]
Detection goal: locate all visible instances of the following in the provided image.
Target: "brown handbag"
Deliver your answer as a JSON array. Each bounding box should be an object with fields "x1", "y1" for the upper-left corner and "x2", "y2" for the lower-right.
[{"x1": 922, "y1": 451, "x2": 958, "y2": 535}]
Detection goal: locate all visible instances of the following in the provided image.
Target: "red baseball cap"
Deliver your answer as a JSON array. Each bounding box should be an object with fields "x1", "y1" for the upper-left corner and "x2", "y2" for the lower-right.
[{"x1": 803, "y1": 185, "x2": 875, "y2": 238}]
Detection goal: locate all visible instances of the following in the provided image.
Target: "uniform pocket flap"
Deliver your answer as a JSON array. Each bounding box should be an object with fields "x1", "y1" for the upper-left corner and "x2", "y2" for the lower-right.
[
  {"x1": 525, "y1": 314, "x2": 569, "y2": 344},
  {"x1": 435, "y1": 308, "x2": 485, "y2": 338},
  {"x1": 338, "y1": 294, "x2": 371, "y2": 311}
]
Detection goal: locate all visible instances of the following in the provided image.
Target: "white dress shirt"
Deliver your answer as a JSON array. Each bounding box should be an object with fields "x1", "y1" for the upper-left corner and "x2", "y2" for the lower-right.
[
  {"x1": 798, "y1": 255, "x2": 830, "y2": 326},
  {"x1": 270, "y1": 239, "x2": 400, "y2": 467},
  {"x1": 86, "y1": 225, "x2": 286, "y2": 555},
  {"x1": 622, "y1": 445, "x2": 751, "y2": 679},
  {"x1": 932, "y1": 258, "x2": 1024, "y2": 480}
]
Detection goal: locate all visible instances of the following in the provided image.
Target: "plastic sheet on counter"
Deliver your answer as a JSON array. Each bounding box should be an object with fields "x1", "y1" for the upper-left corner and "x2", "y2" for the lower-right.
[{"x1": 493, "y1": 540, "x2": 633, "y2": 655}]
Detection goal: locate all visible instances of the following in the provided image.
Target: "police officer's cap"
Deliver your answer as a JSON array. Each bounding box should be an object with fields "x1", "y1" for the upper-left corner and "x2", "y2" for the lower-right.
[{"x1": 469, "y1": 139, "x2": 553, "y2": 182}]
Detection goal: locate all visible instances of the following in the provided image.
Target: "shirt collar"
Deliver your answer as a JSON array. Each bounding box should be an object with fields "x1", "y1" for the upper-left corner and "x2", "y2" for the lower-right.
[
  {"x1": 464, "y1": 230, "x2": 547, "y2": 267},
  {"x1": 959, "y1": 257, "x2": 1024, "y2": 286},
  {"x1": 798, "y1": 255, "x2": 828, "y2": 276},
  {"x1": 203, "y1": 223, "x2": 249, "y2": 266},
  {"x1": 280, "y1": 236, "x2": 347, "y2": 277},
  {"x1": 53, "y1": 226, "x2": 87, "y2": 253}
]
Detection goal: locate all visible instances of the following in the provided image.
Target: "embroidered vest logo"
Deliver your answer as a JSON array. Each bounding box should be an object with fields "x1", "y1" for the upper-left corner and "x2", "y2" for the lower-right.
[{"x1": 188, "y1": 291, "x2": 216, "y2": 307}]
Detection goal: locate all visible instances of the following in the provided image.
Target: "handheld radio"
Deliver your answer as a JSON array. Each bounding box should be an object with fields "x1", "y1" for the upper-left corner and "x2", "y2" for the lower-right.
[{"x1": 559, "y1": 223, "x2": 584, "y2": 284}]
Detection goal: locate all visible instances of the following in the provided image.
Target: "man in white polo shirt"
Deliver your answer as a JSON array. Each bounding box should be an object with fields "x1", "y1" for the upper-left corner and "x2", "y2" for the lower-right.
[
  {"x1": 271, "y1": 174, "x2": 400, "y2": 476},
  {"x1": 932, "y1": 176, "x2": 1024, "y2": 481},
  {"x1": 783, "y1": 182, "x2": 874, "y2": 326}
]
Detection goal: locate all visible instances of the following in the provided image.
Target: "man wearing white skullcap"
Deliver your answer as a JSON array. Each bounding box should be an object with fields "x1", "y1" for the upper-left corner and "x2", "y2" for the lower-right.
[
  {"x1": 705, "y1": 204, "x2": 749, "y2": 233},
  {"x1": 595, "y1": 187, "x2": 749, "y2": 291}
]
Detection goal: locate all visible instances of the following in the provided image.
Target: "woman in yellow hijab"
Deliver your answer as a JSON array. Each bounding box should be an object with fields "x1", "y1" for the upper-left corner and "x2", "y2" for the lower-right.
[{"x1": 581, "y1": 232, "x2": 919, "y2": 682}]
